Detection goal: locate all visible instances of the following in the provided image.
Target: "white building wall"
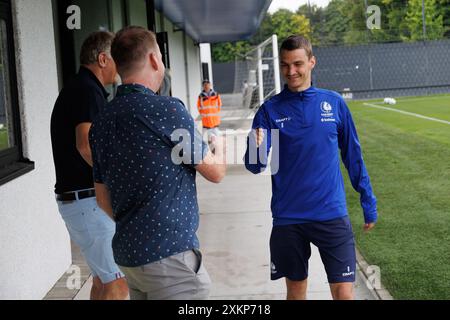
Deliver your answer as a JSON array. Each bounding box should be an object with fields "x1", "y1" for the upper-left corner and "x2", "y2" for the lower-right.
[
  {"x1": 0, "y1": 0, "x2": 71, "y2": 299},
  {"x1": 164, "y1": 17, "x2": 187, "y2": 108},
  {"x1": 185, "y1": 36, "x2": 202, "y2": 120},
  {"x1": 200, "y1": 43, "x2": 213, "y2": 85},
  {"x1": 160, "y1": 16, "x2": 202, "y2": 120}
]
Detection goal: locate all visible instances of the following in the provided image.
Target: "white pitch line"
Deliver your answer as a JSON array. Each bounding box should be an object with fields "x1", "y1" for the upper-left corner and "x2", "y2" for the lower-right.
[
  {"x1": 384, "y1": 95, "x2": 450, "y2": 103},
  {"x1": 363, "y1": 103, "x2": 450, "y2": 126}
]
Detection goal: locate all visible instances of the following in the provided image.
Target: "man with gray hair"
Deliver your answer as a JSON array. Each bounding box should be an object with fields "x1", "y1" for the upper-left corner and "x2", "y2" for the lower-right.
[
  {"x1": 90, "y1": 26, "x2": 226, "y2": 300},
  {"x1": 51, "y1": 31, "x2": 129, "y2": 300}
]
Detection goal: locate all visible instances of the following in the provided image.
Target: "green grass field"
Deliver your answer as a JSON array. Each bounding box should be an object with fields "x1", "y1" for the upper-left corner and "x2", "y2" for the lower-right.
[
  {"x1": 346, "y1": 94, "x2": 450, "y2": 299},
  {"x1": 0, "y1": 128, "x2": 8, "y2": 150}
]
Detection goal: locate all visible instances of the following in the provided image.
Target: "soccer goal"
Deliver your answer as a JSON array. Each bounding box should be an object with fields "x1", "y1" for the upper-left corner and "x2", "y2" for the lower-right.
[{"x1": 233, "y1": 35, "x2": 282, "y2": 110}]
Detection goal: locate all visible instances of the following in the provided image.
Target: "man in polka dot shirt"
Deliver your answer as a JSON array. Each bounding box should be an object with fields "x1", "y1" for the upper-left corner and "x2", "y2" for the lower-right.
[{"x1": 90, "y1": 26, "x2": 226, "y2": 300}]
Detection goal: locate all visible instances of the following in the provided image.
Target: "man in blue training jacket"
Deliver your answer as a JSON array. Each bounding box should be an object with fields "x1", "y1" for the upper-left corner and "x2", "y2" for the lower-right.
[{"x1": 244, "y1": 35, "x2": 377, "y2": 300}]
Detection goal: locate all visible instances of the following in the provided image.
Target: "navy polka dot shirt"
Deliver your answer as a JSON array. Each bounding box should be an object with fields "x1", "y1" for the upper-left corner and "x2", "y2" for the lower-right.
[{"x1": 90, "y1": 84, "x2": 208, "y2": 267}]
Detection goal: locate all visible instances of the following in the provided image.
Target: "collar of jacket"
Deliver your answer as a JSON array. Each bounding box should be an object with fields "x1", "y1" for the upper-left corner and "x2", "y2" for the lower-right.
[
  {"x1": 281, "y1": 85, "x2": 317, "y2": 100},
  {"x1": 200, "y1": 89, "x2": 217, "y2": 97}
]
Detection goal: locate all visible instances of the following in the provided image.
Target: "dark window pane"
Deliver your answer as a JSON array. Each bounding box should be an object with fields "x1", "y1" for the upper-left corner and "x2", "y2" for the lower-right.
[{"x1": 0, "y1": 18, "x2": 14, "y2": 152}]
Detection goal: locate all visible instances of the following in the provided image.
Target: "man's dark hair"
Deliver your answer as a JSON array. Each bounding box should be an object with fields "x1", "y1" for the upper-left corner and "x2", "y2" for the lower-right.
[
  {"x1": 202, "y1": 80, "x2": 210, "y2": 85},
  {"x1": 111, "y1": 26, "x2": 158, "y2": 78},
  {"x1": 280, "y1": 35, "x2": 313, "y2": 59},
  {"x1": 80, "y1": 31, "x2": 115, "y2": 65}
]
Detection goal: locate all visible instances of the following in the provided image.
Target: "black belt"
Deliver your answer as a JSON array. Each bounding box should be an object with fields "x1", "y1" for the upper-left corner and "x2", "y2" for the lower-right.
[{"x1": 56, "y1": 189, "x2": 96, "y2": 201}]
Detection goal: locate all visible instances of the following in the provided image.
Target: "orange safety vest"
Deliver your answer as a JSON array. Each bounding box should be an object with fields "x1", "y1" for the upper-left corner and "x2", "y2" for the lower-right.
[{"x1": 197, "y1": 90, "x2": 222, "y2": 128}]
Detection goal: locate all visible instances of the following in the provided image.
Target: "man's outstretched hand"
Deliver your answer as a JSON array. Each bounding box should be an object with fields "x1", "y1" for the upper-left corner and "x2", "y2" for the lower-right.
[
  {"x1": 255, "y1": 128, "x2": 264, "y2": 147},
  {"x1": 210, "y1": 135, "x2": 226, "y2": 158},
  {"x1": 363, "y1": 222, "x2": 376, "y2": 233}
]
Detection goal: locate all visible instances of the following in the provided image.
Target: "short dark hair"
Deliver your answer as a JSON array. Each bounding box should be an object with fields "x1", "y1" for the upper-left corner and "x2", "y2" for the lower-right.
[
  {"x1": 80, "y1": 31, "x2": 115, "y2": 65},
  {"x1": 280, "y1": 35, "x2": 313, "y2": 59},
  {"x1": 202, "y1": 79, "x2": 210, "y2": 85},
  {"x1": 111, "y1": 26, "x2": 159, "y2": 78}
]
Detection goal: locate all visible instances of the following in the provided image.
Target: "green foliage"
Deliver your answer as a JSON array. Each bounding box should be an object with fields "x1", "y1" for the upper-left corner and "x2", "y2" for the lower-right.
[
  {"x1": 211, "y1": 41, "x2": 252, "y2": 63},
  {"x1": 439, "y1": 0, "x2": 450, "y2": 37},
  {"x1": 266, "y1": 9, "x2": 311, "y2": 44},
  {"x1": 405, "y1": 0, "x2": 445, "y2": 40},
  {"x1": 0, "y1": 128, "x2": 8, "y2": 150},
  {"x1": 212, "y1": 9, "x2": 311, "y2": 62},
  {"x1": 320, "y1": 0, "x2": 351, "y2": 45},
  {"x1": 296, "y1": 1, "x2": 352, "y2": 46},
  {"x1": 212, "y1": 0, "x2": 449, "y2": 62}
]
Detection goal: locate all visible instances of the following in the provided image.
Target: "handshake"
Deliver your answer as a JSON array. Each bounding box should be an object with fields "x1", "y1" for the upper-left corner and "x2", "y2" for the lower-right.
[
  {"x1": 209, "y1": 134, "x2": 226, "y2": 157},
  {"x1": 207, "y1": 128, "x2": 265, "y2": 159}
]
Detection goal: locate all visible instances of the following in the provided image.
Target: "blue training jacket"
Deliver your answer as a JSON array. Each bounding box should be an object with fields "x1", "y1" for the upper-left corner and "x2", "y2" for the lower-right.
[{"x1": 244, "y1": 86, "x2": 377, "y2": 225}]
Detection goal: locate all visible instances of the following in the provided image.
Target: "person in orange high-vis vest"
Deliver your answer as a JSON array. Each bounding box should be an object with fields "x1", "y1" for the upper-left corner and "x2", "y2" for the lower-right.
[{"x1": 197, "y1": 80, "x2": 222, "y2": 142}]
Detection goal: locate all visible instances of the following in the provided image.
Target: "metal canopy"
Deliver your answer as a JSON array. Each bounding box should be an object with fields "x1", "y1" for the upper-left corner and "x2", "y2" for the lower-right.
[{"x1": 154, "y1": 0, "x2": 272, "y2": 43}]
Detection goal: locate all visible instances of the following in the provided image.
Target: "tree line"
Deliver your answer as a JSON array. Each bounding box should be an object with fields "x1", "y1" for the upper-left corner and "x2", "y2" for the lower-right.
[{"x1": 212, "y1": 0, "x2": 450, "y2": 62}]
